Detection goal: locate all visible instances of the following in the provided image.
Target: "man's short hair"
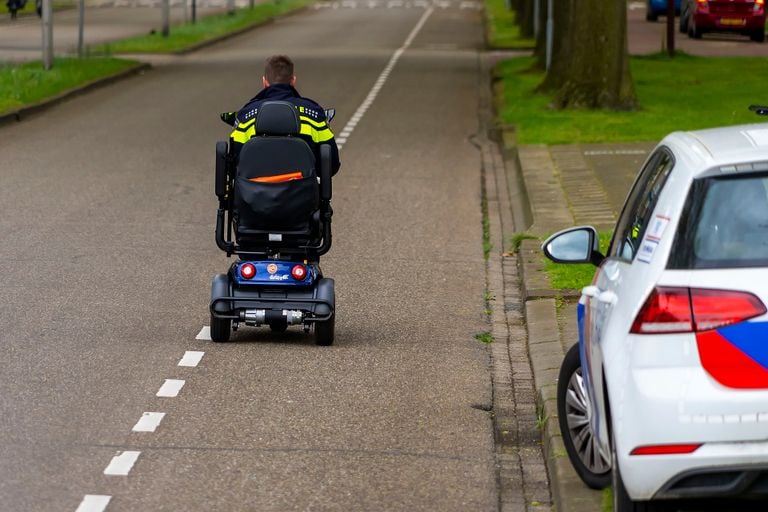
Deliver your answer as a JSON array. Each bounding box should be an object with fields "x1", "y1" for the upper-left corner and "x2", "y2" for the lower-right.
[{"x1": 264, "y1": 55, "x2": 294, "y2": 84}]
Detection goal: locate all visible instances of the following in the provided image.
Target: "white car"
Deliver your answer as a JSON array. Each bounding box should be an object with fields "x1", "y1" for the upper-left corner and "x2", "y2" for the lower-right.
[{"x1": 543, "y1": 121, "x2": 768, "y2": 511}]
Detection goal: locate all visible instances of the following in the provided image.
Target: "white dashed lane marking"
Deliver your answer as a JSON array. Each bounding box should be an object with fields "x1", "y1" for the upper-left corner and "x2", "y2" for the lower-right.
[
  {"x1": 75, "y1": 495, "x2": 111, "y2": 512},
  {"x1": 156, "y1": 379, "x2": 185, "y2": 398},
  {"x1": 132, "y1": 412, "x2": 166, "y2": 433},
  {"x1": 336, "y1": 7, "x2": 433, "y2": 150},
  {"x1": 178, "y1": 350, "x2": 205, "y2": 367},
  {"x1": 103, "y1": 451, "x2": 141, "y2": 476},
  {"x1": 195, "y1": 326, "x2": 211, "y2": 341}
]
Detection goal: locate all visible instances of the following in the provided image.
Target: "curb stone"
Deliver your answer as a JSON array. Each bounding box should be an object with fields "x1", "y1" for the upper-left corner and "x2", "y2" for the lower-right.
[{"x1": 500, "y1": 129, "x2": 605, "y2": 512}]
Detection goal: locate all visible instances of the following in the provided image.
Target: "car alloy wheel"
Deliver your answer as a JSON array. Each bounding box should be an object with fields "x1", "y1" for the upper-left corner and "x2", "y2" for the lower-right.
[{"x1": 557, "y1": 343, "x2": 611, "y2": 489}]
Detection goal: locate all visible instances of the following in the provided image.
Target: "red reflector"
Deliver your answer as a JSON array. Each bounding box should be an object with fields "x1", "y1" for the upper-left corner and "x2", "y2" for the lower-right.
[
  {"x1": 240, "y1": 263, "x2": 256, "y2": 280},
  {"x1": 291, "y1": 264, "x2": 307, "y2": 280},
  {"x1": 631, "y1": 287, "x2": 766, "y2": 335},
  {"x1": 631, "y1": 444, "x2": 702, "y2": 456}
]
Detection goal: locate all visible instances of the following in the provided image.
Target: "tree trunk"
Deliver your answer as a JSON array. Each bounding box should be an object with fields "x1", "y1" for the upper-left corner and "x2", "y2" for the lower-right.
[
  {"x1": 551, "y1": 0, "x2": 637, "y2": 110},
  {"x1": 532, "y1": 0, "x2": 549, "y2": 69},
  {"x1": 515, "y1": 0, "x2": 534, "y2": 39}
]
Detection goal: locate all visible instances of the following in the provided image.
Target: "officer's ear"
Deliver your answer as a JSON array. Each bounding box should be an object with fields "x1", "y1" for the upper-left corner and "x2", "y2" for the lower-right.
[
  {"x1": 262, "y1": 76, "x2": 269, "y2": 88},
  {"x1": 290, "y1": 75, "x2": 297, "y2": 87}
]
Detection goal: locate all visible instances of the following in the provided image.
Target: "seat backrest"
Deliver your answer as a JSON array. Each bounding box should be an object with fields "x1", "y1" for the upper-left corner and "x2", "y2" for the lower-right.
[{"x1": 237, "y1": 101, "x2": 316, "y2": 180}]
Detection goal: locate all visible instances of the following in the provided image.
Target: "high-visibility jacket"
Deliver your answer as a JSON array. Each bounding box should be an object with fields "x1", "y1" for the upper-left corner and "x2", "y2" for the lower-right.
[{"x1": 229, "y1": 84, "x2": 341, "y2": 175}]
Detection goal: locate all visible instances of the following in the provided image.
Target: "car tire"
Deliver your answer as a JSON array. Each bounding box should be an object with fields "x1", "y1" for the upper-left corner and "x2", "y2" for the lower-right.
[
  {"x1": 210, "y1": 315, "x2": 231, "y2": 343},
  {"x1": 679, "y1": 11, "x2": 689, "y2": 33},
  {"x1": 315, "y1": 314, "x2": 335, "y2": 346},
  {"x1": 646, "y1": 9, "x2": 658, "y2": 22},
  {"x1": 557, "y1": 343, "x2": 612, "y2": 489},
  {"x1": 750, "y1": 30, "x2": 766, "y2": 42}
]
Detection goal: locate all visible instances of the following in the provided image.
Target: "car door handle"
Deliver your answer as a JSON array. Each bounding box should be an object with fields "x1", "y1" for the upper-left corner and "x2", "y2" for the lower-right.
[
  {"x1": 582, "y1": 285, "x2": 600, "y2": 298},
  {"x1": 598, "y1": 291, "x2": 618, "y2": 305}
]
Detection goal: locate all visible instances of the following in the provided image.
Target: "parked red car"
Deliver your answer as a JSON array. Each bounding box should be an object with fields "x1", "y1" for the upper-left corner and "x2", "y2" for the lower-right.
[{"x1": 680, "y1": 0, "x2": 766, "y2": 42}]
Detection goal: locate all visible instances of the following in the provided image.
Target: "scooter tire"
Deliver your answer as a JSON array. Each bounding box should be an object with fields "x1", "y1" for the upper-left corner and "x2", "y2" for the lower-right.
[
  {"x1": 210, "y1": 315, "x2": 231, "y2": 343},
  {"x1": 315, "y1": 315, "x2": 335, "y2": 346}
]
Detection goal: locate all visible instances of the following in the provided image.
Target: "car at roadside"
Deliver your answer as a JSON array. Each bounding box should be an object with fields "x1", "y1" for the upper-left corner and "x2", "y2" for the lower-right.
[
  {"x1": 544, "y1": 117, "x2": 768, "y2": 511},
  {"x1": 680, "y1": 0, "x2": 766, "y2": 42},
  {"x1": 647, "y1": 0, "x2": 681, "y2": 22}
]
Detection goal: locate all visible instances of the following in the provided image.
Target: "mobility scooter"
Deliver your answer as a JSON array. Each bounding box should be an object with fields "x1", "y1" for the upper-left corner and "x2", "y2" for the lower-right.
[{"x1": 210, "y1": 100, "x2": 336, "y2": 345}]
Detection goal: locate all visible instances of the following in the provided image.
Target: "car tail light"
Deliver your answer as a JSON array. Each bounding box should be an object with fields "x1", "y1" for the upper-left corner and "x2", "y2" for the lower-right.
[
  {"x1": 631, "y1": 444, "x2": 702, "y2": 456},
  {"x1": 240, "y1": 263, "x2": 256, "y2": 280},
  {"x1": 291, "y1": 264, "x2": 307, "y2": 280},
  {"x1": 691, "y1": 289, "x2": 766, "y2": 331},
  {"x1": 755, "y1": 0, "x2": 764, "y2": 11},
  {"x1": 630, "y1": 287, "x2": 766, "y2": 334},
  {"x1": 631, "y1": 287, "x2": 693, "y2": 334}
]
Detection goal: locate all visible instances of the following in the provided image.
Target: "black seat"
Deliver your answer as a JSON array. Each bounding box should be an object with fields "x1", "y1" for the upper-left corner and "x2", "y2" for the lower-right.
[{"x1": 232, "y1": 101, "x2": 320, "y2": 244}]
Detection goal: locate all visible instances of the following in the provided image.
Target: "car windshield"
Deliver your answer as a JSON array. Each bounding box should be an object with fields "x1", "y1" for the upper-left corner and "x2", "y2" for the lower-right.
[{"x1": 670, "y1": 173, "x2": 768, "y2": 269}]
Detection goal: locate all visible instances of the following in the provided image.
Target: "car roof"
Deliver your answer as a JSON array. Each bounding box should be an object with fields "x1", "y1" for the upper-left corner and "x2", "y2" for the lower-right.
[{"x1": 662, "y1": 122, "x2": 768, "y2": 177}]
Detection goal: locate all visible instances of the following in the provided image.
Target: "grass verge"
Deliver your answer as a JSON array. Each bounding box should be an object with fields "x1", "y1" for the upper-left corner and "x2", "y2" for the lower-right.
[
  {"x1": 90, "y1": 0, "x2": 313, "y2": 54},
  {"x1": 542, "y1": 231, "x2": 612, "y2": 290},
  {"x1": 495, "y1": 53, "x2": 768, "y2": 145},
  {"x1": 484, "y1": 0, "x2": 534, "y2": 49},
  {"x1": 0, "y1": 57, "x2": 140, "y2": 116}
]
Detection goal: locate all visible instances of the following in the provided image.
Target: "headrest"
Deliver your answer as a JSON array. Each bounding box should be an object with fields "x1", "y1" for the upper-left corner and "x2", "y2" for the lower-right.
[{"x1": 255, "y1": 101, "x2": 300, "y2": 136}]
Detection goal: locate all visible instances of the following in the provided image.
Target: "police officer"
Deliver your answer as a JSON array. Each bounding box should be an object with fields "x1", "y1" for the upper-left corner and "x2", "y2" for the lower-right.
[{"x1": 229, "y1": 55, "x2": 341, "y2": 175}]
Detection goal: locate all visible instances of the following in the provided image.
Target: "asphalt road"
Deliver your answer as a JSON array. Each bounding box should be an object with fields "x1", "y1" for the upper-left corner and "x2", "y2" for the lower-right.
[{"x1": 0, "y1": 3, "x2": 495, "y2": 510}]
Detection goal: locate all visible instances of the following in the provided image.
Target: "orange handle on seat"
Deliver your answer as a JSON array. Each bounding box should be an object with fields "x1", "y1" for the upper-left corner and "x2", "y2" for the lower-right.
[{"x1": 249, "y1": 172, "x2": 304, "y2": 183}]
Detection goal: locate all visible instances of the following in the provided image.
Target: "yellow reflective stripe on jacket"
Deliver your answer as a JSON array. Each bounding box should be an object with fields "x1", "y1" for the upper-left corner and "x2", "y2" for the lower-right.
[
  {"x1": 230, "y1": 123, "x2": 255, "y2": 144},
  {"x1": 299, "y1": 115, "x2": 334, "y2": 143},
  {"x1": 299, "y1": 123, "x2": 335, "y2": 143},
  {"x1": 299, "y1": 115, "x2": 326, "y2": 129},
  {"x1": 238, "y1": 118, "x2": 256, "y2": 130}
]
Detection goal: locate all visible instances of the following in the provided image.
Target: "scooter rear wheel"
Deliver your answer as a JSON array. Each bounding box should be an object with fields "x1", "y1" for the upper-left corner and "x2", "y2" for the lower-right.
[
  {"x1": 315, "y1": 315, "x2": 335, "y2": 346},
  {"x1": 210, "y1": 315, "x2": 231, "y2": 342}
]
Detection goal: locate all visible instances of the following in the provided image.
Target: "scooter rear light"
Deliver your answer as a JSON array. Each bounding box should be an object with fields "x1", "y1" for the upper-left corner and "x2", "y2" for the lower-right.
[
  {"x1": 630, "y1": 287, "x2": 766, "y2": 334},
  {"x1": 240, "y1": 263, "x2": 256, "y2": 280},
  {"x1": 631, "y1": 444, "x2": 702, "y2": 456},
  {"x1": 291, "y1": 264, "x2": 307, "y2": 280}
]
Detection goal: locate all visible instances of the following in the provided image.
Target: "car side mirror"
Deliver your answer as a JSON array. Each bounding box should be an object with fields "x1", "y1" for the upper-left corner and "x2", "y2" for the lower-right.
[
  {"x1": 220, "y1": 111, "x2": 237, "y2": 126},
  {"x1": 324, "y1": 108, "x2": 335, "y2": 123},
  {"x1": 542, "y1": 226, "x2": 603, "y2": 266}
]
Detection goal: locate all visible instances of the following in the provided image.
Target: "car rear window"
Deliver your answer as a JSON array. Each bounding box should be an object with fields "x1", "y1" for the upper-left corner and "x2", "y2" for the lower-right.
[{"x1": 669, "y1": 173, "x2": 768, "y2": 269}]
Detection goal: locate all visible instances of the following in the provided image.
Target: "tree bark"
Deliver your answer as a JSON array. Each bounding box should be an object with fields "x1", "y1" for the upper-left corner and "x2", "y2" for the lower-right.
[
  {"x1": 532, "y1": 0, "x2": 549, "y2": 69},
  {"x1": 549, "y1": 0, "x2": 637, "y2": 110},
  {"x1": 515, "y1": 0, "x2": 534, "y2": 39}
]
